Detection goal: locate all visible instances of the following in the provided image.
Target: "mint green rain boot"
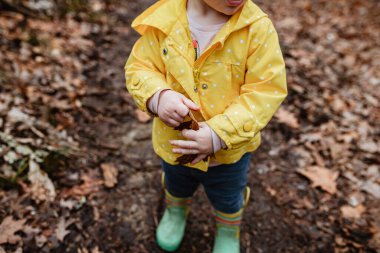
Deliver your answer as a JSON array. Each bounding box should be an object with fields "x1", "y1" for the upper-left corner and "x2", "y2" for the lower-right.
[
  {"x1": 156, "y1": 173, "x2": 192, "y2": 252},
  {"x1": 212, "y1": 187, "x2": 251, "y2": 253}
]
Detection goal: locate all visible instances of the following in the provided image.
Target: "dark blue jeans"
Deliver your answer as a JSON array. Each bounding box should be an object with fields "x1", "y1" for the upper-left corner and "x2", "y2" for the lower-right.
[{"x1": 161, "y1": 152, "x2": 252, "y2": 214}]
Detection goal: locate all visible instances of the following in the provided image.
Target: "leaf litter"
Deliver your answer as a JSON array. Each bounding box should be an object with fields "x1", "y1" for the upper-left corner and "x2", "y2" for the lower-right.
[{"x1": 0, "y1": 0, "x2": 379, "y2": 252}]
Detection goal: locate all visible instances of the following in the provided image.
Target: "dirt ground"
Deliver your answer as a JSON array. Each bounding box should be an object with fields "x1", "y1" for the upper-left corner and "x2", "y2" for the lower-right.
[{"x1": 0, "y1": 0, "x2": 379, "y2": 252}]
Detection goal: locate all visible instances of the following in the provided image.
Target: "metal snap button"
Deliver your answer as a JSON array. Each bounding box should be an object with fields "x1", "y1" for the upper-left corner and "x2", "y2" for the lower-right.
[
  {"x1": 243, "y1": 121, "x2": 253, "y2": 132},
  {"x1": 163, "y1": 48, "x2": 168, "y2": 55},
  {"x1": 194, "y1": 86, "x2": 198, "y2": 92},
  {"x1": 202, "y1": 83, "x2": 208, "y2": 89}
]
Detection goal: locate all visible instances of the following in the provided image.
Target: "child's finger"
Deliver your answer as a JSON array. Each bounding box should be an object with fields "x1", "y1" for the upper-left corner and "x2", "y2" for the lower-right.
[
  {"x1": 182, "y1": 129, "x2": 197, "y2": 140},
  {"x1": 182, "y1": 97, "x2": 200, "y2": 111},
  {"x1": 198, "y1": 122, "x2": 207, "y2": 128},
  {"x1": 169, "y1": 112, "x2": 183, "y2": 123},
  {"x1": 191, "y1": 154, "x2": 207, "y2": 165},
  {"x1": 165, "y1": 118, "x2": 180, "y2": 127},
  {"x1": 172, "y1": 148, "x2": 198, "y2": 155},
  {"x1": 169, "y1": 140, "x2": 198, "y2": 149},
  {"x1": 175, "y1": 103, "x2": 189, "y2": 117}
]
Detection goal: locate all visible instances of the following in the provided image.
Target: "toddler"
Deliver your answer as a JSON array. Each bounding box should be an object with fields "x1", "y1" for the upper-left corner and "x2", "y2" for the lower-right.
[{"x1": 124, "y1": 0, "x2": 287, "y2": 252}]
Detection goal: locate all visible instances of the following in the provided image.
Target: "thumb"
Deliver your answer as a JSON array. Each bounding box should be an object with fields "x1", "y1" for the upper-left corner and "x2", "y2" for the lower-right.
[{"x1": 182, "y1": 97, "x2": 200, "y2": 111}]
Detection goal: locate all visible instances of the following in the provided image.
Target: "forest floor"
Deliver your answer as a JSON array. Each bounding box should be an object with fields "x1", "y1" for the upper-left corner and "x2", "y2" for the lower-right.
[{"x1": 0, "y1": 0, "x2": 379, "y2": 252}]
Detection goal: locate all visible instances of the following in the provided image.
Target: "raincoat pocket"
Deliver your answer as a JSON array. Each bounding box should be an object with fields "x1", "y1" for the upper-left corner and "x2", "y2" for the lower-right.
[
  {"x1": 211, "y1": 60, "x2": 243, "y2": 85},
  {"x1": 231, "y1": 62, "x2": 245, "y2": 86},
  {"x1": 210, "y1": 60, "x2": 233, "y2": 86}
]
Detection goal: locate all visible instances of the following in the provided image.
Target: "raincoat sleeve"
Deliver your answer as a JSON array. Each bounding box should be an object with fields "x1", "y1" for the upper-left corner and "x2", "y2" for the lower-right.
[
  {"x1": 124, "y1": 28, "x2": 171, "y2": 115},
  {"x1": 206, "y1": 19, "x2": 288, "y2": 150}
]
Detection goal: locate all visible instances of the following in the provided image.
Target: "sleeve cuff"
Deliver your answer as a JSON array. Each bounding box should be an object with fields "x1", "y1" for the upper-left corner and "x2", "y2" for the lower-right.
[
  {"x1": 210, "y1": 127, "x2": 227, "y2": 153},
  {"x1": 147, "y1": 89, "x2": 170, "y2": 115}
]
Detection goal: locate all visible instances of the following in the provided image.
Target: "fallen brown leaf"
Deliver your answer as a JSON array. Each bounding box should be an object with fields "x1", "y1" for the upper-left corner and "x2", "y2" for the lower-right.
[
  {"x1": 100, "y1": 163, "x2": 118, "y2": 188},
  {"x1": 27, "y1": 160, "x2": 56, "y2": 203},
  {"x1": 340, "y1": 204, "x2": 366, "y2": 219},
  {"x1": 55, "y1": 218, "x2": 74, "y2": 242},
  {"x1": 60, "y1": 169, "x2": 104, "y2": 199},
  {"x1": 358, "y1": 140, "x2": 379, "y2": 153},
  {"x1": 369, "y1": 226, "x2": 380, "y2": 252},
  {"x1": 361, "y1": 180, "x2": 380, "y2": 199},
  {"x1": 35, "y1": 234, "x2": 47, "y2": 248},
  {"x1": 0, "y1": 216, "x2": 27, "y2": 244},
  {"x1": 275, "y1": 108, "x2": 300, "y2": 128},
  {"x1": 297, "y1": 166, "x2": 339, "y2": 194},
  {"x1": 135, "y1": 109, "x2": 150, "y2": 123}
]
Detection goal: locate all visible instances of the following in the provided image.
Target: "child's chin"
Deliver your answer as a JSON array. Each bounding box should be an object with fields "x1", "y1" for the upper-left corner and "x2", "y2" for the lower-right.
[{"x1": 221, "y1": 6, "x2": 242, "y2": 16}]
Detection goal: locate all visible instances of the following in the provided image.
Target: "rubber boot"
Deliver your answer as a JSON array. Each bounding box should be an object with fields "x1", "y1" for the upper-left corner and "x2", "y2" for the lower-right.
[
  {"x1": 156, "y1": 173, "x2": 192, "y2": 252},
  {"x1": 212, "y1": 186, "x2": 250, "y2": 253}
]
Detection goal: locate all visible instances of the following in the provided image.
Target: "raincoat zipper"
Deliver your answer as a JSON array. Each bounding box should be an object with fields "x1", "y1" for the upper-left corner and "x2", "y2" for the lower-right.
[{"x1": 192, "y1": 39, "x2": 199, "y2": 60}]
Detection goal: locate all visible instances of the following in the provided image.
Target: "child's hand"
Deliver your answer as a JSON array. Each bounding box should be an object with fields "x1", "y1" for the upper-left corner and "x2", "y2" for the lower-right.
[
  {"x1": 170, "y1": 122, "x2": 213, "y2": 164},
  {"x1": 158, "y1": 90, "x2": 199, "y2": 127}
]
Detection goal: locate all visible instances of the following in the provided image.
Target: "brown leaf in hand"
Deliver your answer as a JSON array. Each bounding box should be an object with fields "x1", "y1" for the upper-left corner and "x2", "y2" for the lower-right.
[
  {"x1": 174, "y1": 121, "x2": 192, "y2": 131},
  {"x1": 175, "y1": 154, "x2": 210, "y2": 165},
  {"x1": 188, "y1": 111, "x2": 199, "y2": 130},
  {"x1": 190, "y1": 121, "x2": 199, "y2": 131},
  {"x1": 175, "y1": 110, "x2": 204, "y2": 165},
  {"x1": 174, "y1": 111, "x2": 200, "y2": 131},
  {"x1": 176, "y1": 154, "x2": 197, "y2": 165}
]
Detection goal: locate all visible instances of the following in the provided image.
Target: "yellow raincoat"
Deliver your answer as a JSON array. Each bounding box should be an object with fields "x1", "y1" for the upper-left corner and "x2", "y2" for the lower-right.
[{"x1": 124, "y1": 0, "x2": 287, "y2": 171}]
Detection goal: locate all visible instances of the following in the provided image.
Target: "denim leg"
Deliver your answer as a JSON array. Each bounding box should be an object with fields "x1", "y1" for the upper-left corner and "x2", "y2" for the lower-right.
[
  {"x1": 198, "y1": 153, "x2": 252, "y2": 214},
  {"x1": 161, "y1": 160, "x2": 200, "y2": 198}
]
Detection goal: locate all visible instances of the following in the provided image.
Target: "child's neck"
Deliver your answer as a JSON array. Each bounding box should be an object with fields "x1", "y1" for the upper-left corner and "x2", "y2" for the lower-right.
[{"x1": 187, "y1": 0, "x2": 229, "y2": 25}]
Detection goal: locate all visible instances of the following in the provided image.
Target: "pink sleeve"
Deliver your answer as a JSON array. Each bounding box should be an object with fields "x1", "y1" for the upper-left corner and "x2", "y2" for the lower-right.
[
  {"x1": 148, "y1": 89, "x2": 170, "y2": 114},
  {"x1": 210, "y1": 128, "x2": 227, "y2": 153}
]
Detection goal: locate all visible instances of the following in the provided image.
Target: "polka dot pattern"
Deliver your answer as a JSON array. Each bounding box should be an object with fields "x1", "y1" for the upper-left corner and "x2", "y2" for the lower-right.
[{"x1": 125, "y1": 5, "x2": 288, "y2": 170}]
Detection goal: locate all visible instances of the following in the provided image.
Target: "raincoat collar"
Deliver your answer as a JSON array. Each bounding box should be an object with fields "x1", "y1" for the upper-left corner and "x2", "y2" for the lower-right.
[{"x1": 132, "y1": 0, "x2": 268, "y2": 46}]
